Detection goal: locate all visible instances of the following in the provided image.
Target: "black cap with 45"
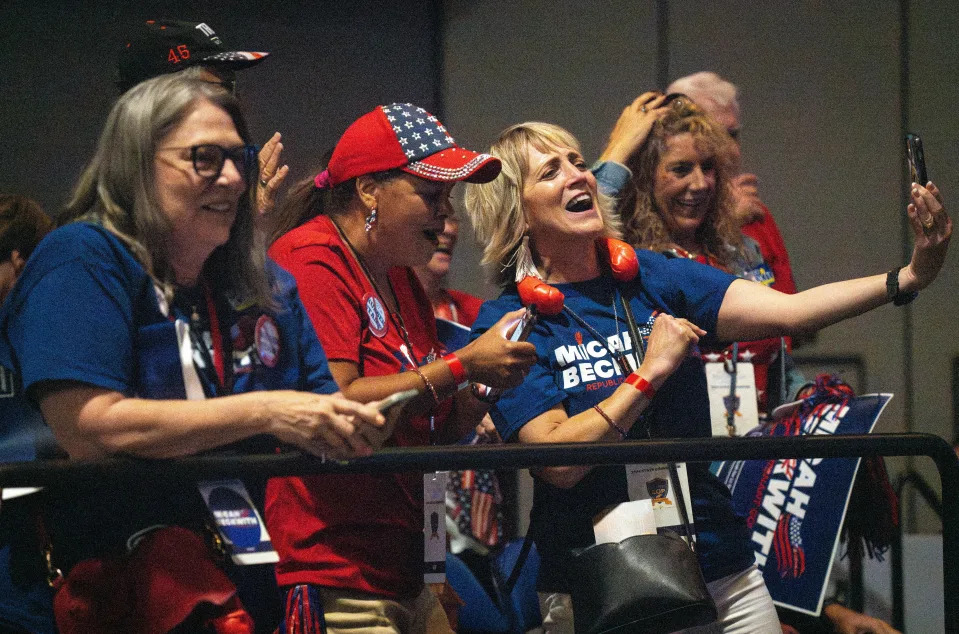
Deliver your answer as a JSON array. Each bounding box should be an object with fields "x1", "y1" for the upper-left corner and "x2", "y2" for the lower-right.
[{"x1": 117, "y1": 19, "x2": 269, "y2": 92}]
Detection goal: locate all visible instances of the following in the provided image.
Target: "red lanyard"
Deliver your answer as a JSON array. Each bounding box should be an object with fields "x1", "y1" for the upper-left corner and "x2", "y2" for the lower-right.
[{"x1": 203, "y1": 282, "x2": 226, "y2": 388}]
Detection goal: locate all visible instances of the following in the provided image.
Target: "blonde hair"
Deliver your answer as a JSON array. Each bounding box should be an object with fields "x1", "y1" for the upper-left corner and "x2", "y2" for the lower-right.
[
  {"x1": 60, "y1": 73, "x2": 272, "y2": 308},
  {"x1": 620, "y1": 97, "x2": 742, "y2": 267},
  {"x1": 464, "y1": 122, "x2": 621, "y2": 287}
]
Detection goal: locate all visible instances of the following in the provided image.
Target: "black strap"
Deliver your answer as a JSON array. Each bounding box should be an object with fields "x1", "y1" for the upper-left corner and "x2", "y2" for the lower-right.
[
  {"x1": 667, "y1": 462, "x2": 697, "y2": 551},
  {"x1": 500, "y1": 498, "x2": 544, "y2": 598},
  {"x1": 779, "y1": 337, "x2": 788, "y2": 406},
  {"x1": 501, "y1": 530, "x2": 535, "y2": 596}
]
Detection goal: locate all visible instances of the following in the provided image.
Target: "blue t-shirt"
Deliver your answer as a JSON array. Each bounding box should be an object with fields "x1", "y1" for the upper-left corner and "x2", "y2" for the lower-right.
[
  {"x1": 470, "y1": 249, "x2": 754, "y2": 589},
  {"x1": 0, "y1": 222, "x2": 337, "y2": 568}
]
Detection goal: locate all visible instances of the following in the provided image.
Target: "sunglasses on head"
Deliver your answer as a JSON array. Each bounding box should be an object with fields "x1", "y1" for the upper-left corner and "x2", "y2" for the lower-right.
[{"x1": 661, "y1": 92, "x2": 689, "y2": 107}]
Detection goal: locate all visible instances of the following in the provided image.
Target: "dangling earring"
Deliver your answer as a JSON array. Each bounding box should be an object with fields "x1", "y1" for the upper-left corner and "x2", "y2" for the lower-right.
[
  {"x1": 511, "y1": 235, "x2": 565, "y2": 315},
  {"x1": 364, "y1": 207, "x2": 378, "y2": 234},
  {"x1": 513, "y1": 235, "x2": 538, "y2": 283}
]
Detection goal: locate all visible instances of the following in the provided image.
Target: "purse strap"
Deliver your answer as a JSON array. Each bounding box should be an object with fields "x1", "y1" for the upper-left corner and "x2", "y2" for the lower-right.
[
  {"x1": 616, "y1": 267, "x2": 698, "y2": 551},
  {"x1": 500, "y1": 501, "x2": 542, "y2": 597}
]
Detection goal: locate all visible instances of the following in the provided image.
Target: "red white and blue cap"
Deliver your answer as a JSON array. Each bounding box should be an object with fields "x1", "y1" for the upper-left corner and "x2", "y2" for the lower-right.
[
  {"x1": 316, "y1": 103, "x2": 501, "y2": 189},
  {"x1": 117, "y1": 19, "x2": 269, "y2": 91}
]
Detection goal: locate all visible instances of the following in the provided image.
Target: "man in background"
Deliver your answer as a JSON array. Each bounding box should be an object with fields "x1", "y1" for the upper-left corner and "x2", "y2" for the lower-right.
[{"x1": 118, "y1": 19, "x2": 288, "y2": 218}]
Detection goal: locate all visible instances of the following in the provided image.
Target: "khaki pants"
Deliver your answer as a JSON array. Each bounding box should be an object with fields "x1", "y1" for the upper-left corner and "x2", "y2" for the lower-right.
[{"x1": 314, "y1": 585, "x2": 454, "y2": 634}]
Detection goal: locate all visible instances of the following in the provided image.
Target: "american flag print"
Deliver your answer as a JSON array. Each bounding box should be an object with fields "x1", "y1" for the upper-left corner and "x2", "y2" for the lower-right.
[
  {"x1": 381, "y1": 104, "x2": 455, "y2": 161},
  {"x1": 774, "y1": 512, "x2": 806, "y2": 579},
  {"x1": 448, "y1": 469, "x2": 503, "y2": 547}
]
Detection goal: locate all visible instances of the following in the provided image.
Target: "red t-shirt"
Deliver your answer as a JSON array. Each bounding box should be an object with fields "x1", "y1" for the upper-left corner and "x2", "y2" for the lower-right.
[
  {"x1": 741, "y1": 204, "x2": 797, "y2": 295},
  {"x1": 265, "y1": 215, "x2": 448, "y2": 598},
  {"x1": 433, "y1": 288, "x2": 484, "y2": 326}
]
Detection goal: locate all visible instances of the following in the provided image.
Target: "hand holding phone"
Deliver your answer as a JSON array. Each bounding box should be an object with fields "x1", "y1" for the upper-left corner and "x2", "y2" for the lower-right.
[
  {"x1": 376, "y1": 389, "x2": 419, "y2": 413},
  {"x1": 504, "y1": 305, "x2": 538, "y2": 342},
  {"x1": 474, "y1": 306, "x2": 539, "y2": 402},
  {"x1": 906, "y1": 132, "x2": 928, "y2": 186}
]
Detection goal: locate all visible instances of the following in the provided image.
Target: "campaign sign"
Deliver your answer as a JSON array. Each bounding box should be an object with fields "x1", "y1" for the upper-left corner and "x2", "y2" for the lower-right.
[
  {"x1": 435, "y1": 317, "x2": 471, "y2": 353},
  {"x1": 714, "y1": 393, "x2": 892, "y2": 616},
  {"x1": 197, "y1": 479, "x2": 279, "y2": 565}
]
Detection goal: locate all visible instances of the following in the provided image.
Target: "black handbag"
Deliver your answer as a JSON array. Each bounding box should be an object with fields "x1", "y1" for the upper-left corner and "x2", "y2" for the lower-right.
[{"x1": 567, "y1": 464, "x2": 717, "y2": 634}]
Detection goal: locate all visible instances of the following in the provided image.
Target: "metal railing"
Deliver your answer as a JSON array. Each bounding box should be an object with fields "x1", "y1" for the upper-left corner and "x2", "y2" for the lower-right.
[
  {"x1": 2, "y1": 433, "x2": 957, "y2": 629},
  {"x1": 893, "y1": 468, "x2": 945, "y2": 631}
]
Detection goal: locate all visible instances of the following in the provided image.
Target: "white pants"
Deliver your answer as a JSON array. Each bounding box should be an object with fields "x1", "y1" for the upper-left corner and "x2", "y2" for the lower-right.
[{"x1": 538, "y1": 565, "x2": 780, "y2": 634}]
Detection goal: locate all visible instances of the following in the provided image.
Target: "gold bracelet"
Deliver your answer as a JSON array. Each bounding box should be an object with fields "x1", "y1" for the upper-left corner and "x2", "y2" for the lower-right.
[
  {"x1": 593, "y1": 404, "x2": 628, "y2": 440},
  {"x1": 411, "y1": 367, "x2": 440, "y2": 406}
]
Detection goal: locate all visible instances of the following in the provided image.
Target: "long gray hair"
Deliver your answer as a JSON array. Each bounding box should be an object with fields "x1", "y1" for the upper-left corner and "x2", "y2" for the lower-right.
[{"x1": 61, "y1": 73, "x2": 271, "y2": 307}]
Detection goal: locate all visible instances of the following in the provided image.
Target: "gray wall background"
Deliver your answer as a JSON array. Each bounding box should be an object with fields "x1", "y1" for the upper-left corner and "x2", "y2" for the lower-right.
[
  {"x1": 1, "y1": 1, "x2": 956, "y2": 531},
  {"x1": 0, "y1": 0, "x2": 442, "y2": 213},
  {"x1": 442, "y1": 0, "x2": 958, "y2": 532}
]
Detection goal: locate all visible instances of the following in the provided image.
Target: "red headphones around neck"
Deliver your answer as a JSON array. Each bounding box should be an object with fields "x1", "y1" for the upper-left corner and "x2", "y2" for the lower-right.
[{"x1": 516, "y1": 238, "x2": 638, "y2": 315}]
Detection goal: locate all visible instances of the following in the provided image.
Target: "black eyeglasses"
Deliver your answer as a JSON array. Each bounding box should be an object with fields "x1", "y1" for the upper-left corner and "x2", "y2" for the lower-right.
[{"x1": 160, "y1": 144, "x2": 259, "y2": 184}]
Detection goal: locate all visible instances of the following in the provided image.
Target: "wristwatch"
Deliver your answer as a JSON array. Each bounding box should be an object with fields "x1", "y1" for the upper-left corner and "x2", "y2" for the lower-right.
[{"x1": 886, "y1": 266, "x2": 918, "y2": 306}]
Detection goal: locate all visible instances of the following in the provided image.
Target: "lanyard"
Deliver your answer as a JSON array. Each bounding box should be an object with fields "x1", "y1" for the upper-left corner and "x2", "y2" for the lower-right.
[
  {"x1": 561, "y1": 286, "x2": 632, "y2": 377},
  {"x1": 179, "y1": 282, "x2": 232, "y2": 396},
  {"x1": 333, "y1": 221, "x2": 438, "y2": 444},
  {"x1": 204, "y1": 282, "x2": 227, "y2": 389}
]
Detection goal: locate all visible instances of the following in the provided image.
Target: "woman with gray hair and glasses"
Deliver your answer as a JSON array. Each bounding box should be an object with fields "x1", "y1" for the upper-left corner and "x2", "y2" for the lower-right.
[{"x1": 0, "y1": 73, "x2": 383, "y2": 631}]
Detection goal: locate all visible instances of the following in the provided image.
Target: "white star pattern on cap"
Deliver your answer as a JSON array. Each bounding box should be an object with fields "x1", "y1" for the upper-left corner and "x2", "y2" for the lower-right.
[{"x1": 379, "y1": 103, "x2": 457, "y2": 164}]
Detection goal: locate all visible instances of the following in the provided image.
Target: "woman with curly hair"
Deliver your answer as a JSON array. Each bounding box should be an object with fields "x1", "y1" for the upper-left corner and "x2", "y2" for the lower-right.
[
  {"x1": 619, "y1": 94, "x2": 744, "y2": 268},
  {"x1": 619, "y1": 94, "x2": 802, "y2": 414}
]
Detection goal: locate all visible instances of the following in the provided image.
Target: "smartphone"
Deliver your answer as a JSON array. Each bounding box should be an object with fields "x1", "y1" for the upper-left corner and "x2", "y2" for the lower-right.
[
  {"x1": 906, "y1": 133, "x2": 928, "y2": 186},
  {"x1": 507, "y1": 305, "x2": 538, "y2": 342},
  {"x1": 377, "y1": 389, "x2": 419, "y2": 413},
  {"x1": 474, "y1": 306, "x2": 539, "y2": 402}
]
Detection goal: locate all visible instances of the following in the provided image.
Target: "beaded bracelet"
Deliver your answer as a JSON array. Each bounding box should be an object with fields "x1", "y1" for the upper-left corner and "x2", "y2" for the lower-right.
[
  {"x1": 442, "y1": 352, "x2": 469, "y2": 389},
  {"x1": 411, "y1": 367, "x2": 440, "y2": 406},
  {"x1": 625, "y1": 373, "x2": 657, "y2": 400},
  {"x1": 593, "y1": 404, "x2": 628, "y2": 440}
]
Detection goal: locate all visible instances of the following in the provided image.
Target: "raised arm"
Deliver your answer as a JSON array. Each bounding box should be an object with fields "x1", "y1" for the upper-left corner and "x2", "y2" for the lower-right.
[
  {"x1": 599, "y1": 92, "x2": 670, "y2": 164},
  {"x1": 717, "y1": 182, "x2": 950, "y2": 341},
  {"x1": 518, "y1": 314, "x2": 704, "y2": 488}
]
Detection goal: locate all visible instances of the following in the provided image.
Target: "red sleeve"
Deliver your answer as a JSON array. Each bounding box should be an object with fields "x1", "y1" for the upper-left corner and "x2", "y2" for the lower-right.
[
  {"x1": 269, "y1": 236, "x2": 365, "y2": 364},
  {"x1": 446, "y1": 288, "x2": 484, "y2": 327},
  {"x1": 741, "y1": 205, "x2": 797, "y2": 294}
]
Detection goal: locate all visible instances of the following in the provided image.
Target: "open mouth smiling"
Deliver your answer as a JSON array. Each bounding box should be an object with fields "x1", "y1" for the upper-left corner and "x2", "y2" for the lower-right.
[{"x1": 565, "y1": 193, "x2": 594, "y2": 213}]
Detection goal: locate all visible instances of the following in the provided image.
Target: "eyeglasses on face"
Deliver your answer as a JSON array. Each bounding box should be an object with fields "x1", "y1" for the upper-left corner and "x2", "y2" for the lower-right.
[{"x1": 159, "y1": 144, "x2": 259, "y2": 184}]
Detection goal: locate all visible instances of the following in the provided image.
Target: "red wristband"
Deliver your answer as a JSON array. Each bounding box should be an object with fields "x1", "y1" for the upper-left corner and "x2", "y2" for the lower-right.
[
  {"x1": 443, "y1": 353, "x2": 468, "y2": 388},
  {"x1": 625, "y1": 373, "x2": 657, "y2": 400}
]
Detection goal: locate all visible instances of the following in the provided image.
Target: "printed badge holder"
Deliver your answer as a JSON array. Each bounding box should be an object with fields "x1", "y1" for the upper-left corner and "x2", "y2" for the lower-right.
[
  {"x1": 705, "y1": 341, "x2": 760, "y2": 437},
  {"x1": 151, "y1": 286, "x2": 279, "y2": 565}
]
